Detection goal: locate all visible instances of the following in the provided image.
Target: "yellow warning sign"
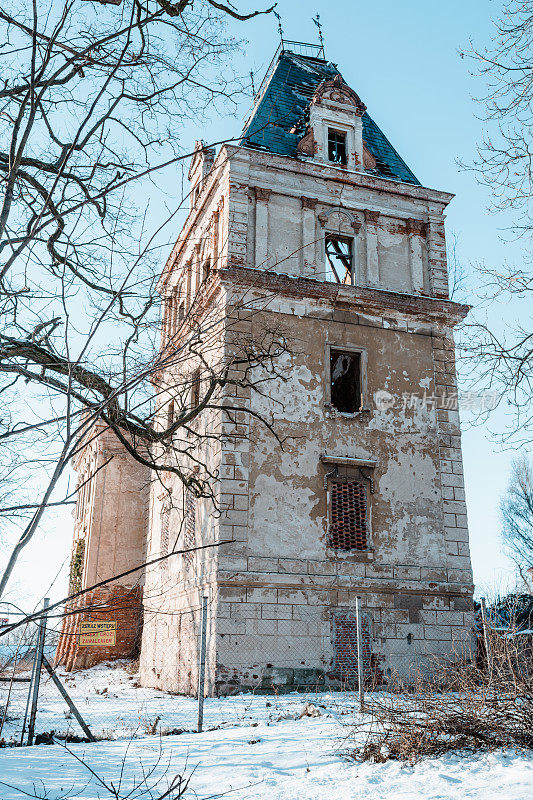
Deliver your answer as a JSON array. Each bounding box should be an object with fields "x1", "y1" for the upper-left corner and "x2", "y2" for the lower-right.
[{"x1": 79, "y1": 620, "x2": 117, "y2": 647}]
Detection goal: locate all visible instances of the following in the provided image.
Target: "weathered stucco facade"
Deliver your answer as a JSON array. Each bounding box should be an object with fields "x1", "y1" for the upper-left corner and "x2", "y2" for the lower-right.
[{"x1": 57, "y1": 46, "x2": 474, "y2": 692}]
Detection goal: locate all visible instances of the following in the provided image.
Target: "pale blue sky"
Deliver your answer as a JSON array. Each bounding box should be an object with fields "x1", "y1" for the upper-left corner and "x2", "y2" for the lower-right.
[
  {"x1": 3, "y1": 0, "x2": 528, "y2": 609},
  {"x1": 224, "y1": 0, "x2": 528, "y2": 594}
]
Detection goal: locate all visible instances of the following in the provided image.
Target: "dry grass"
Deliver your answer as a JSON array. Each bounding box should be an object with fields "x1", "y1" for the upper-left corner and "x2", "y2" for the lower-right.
[{"x1": 351, "y1": 633, "x2": 533, "y2": 763}]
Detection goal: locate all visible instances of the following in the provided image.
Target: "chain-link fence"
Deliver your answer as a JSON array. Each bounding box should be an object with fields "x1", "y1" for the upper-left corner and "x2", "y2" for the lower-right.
[{"x1": 1, "y1": 594, "x2": 516, "y2": 748}]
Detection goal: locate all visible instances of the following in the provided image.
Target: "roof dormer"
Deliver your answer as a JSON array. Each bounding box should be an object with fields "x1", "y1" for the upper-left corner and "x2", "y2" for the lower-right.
[{"x1": 297, "y1": 74, "x2": 366, "y2": 170}]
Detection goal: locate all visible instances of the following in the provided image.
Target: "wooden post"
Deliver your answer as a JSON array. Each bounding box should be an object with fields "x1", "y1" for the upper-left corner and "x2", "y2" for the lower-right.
[{"x1": 42, "y1": 656, "x2": 95, "y2": 742}]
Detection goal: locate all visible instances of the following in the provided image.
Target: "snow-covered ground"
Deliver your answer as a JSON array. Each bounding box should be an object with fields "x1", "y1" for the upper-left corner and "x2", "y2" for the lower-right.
[{"x1": 1, "y1": 662, "x2": 532, "y2": 799}]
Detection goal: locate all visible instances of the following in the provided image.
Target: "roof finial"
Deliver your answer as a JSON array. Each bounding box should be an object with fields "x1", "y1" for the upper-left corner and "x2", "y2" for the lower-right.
[
  {"x1": 312, "y1": 14, "x2": 325, "y2": 58},
  {"x1": 273, "y1": 10, "x2": 284, "y2": 48}
]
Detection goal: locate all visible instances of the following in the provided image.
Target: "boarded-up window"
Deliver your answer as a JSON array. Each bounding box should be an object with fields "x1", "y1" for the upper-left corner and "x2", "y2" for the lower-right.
[
  {"x1": 184, "y1": 488, "x2": 196, "y2": 566},
  {"x1": 329, "y1": 480, "x2": 368, "y2": 551},
  {"x1": 333, "y1": 611, "x2": 372, "y2": 686},
  {"x1": 330, "y1": 350, "x2": 361, "y2": 413}
]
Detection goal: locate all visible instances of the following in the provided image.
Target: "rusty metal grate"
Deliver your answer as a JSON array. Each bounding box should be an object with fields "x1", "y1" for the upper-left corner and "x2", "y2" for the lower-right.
[{"x1": 329, "y1": 480, "x2": 367, "y2": 551}]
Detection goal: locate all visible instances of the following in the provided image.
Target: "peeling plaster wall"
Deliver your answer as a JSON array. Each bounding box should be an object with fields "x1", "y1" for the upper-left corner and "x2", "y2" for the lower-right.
[
  {"x1": 63, "y1": 136, "x2": 473, "y2": 692},
  {"x1": 212, "y1": 293, "x2": 474, "y2": 689}
]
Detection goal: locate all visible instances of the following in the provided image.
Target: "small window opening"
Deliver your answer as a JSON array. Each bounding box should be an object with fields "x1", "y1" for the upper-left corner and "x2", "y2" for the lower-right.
[
  {"x1": 325, "y1": 235, "x2": 354, "y2": 284},
  {"x1": 328, "y1": 128, "x2": 347, "y2": 165},
  {"x1": 184, "y1": 487, "x2": 196, "y2": 566},
  {"x1": 329, "y1": 480, "x2": 368, "y2": 551},
  {"x1": 160, "y1": 505, "x2": 170, "y2": 568},
  {"x1": 330, "y1": 349, "x2": 361, "y2": 413},
  {"x1": 166, "y1": 399, "x2": 175, "y2": 429},
  {"x1": 191, "y1": 368, "x2": 201, "y2": 408}
]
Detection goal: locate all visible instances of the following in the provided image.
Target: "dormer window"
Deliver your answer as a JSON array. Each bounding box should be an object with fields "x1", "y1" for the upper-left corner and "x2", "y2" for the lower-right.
[
  {"x1": 328, "y1": 128, "x2": 347, "y2": 165},
  {"x1": 325, "y1": 234, "x2": 353, "y2": 284}
]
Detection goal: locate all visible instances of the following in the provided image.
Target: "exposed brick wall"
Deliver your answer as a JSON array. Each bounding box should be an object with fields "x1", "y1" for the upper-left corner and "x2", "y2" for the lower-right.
[{"x1": 55, "y1": 584, "x2": 142, "y2": 671}]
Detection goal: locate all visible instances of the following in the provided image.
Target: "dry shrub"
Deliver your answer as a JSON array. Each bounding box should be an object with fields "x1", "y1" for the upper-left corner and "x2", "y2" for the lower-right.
[{"x1": 351, "y1": 633, "x2": 533, "y2": 763}]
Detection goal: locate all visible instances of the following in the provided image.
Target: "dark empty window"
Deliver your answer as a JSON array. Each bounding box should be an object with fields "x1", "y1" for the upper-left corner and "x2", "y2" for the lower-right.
[
  {"x1": 191, "y1": 368, "x2": 201, "y2": 408},
  {"x1": 166, "y1": 400, "x2": 175, "y2": 429},
  {"x1": 329, "y1": 480, "x2": 368, "y2": 551},
  {"x1": 328, "y1": 128, "x2": 347, "y2": 165},
  {"x1": 325, "y1": 236, "x2": 353, "y2": 284},
  {"x1": 330, "y1": 349, "x2": 361, "y2": 413}
]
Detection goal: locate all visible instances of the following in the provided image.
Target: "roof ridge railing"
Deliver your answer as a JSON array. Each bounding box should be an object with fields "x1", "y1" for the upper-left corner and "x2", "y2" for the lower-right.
[{"x1": 253, "y1": 40, "x2": 326, "y2": 104}]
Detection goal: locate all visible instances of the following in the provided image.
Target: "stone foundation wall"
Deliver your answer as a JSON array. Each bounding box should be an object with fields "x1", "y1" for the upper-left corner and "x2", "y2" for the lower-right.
[
  {"x1": 55, "y1": 584, "x2": 142, "y2": 671},
  {"x1": 213, "y1": 581, "x2": 474, "y2": 694}
]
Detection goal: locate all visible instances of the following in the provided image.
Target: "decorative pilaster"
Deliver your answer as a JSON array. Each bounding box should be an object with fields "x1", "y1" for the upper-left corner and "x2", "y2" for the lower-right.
[
  {"x1": 364, "y1": 210, "x2": 380, "y2": 286},
  {"x1": 427, "y1": 214, "x2": 449, "y2": 298},
  {"x1": 407, "y1": 218, "x2": 426, "y2": 294},
  {"x1": 301, "y1": 196, "x2": 318, "y2": 275},
  {"x1": 254, "y1": 187, "x2": 271, "y2": 269}
]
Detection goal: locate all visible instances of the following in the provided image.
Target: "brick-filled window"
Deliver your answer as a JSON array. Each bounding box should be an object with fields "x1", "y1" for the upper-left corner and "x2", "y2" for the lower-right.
[
  {"x1": 328, "y1": 480, "x2": 368, "y2": 551},
  {"x1": 333, "y1": 611, "x2": 372, "y2": 685},
  {"x1": 184, "y1": 488, "x2": 196, "y2": 566}
]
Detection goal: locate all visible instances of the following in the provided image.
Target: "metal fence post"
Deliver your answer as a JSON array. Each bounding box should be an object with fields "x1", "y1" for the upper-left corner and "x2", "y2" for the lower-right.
[
  {"x1": 26, "y1": 598, "x2": 49, "y2": 746},
  {"x1": 197, "y1": 595, "x2": 208, "y2": 733},
  {"x1": 355, "y1": 596, "x2": 365, "y2": 712},
  {"x1": 20, "y1": 625, "x2": 39, "y2": 746},
  {"x1": 480, "y1": 596, "x2": 493, "y2": 677}
]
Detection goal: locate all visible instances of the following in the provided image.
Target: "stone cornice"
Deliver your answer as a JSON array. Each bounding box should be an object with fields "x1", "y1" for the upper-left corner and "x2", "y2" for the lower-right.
[
  {"x1": 226, "y1": 144, "x2": 454, "y2": 207},
  {"x1": 217, "y1": 571, "x2": 474, "y2": 597},
  {"x1": 217, "y1": 265, "x2": 470, "y2": 327}
]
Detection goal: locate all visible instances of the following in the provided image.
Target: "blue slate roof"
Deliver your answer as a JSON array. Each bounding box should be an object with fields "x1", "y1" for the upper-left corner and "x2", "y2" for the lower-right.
[{"x1": 241, "y1": 51, "x2": 420, "y2": 186}]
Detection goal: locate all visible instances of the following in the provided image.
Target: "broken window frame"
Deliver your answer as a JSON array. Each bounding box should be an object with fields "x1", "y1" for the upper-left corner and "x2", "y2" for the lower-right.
[
  {"x1": 327, "y1": 127, "x2": 347, "y2": 165},
  {"x1": 324, "y1": 343, "x2": 366, "y2": 415},
  {"x1": 325, "y1": 234, "x2": 355, "y2": 285}
]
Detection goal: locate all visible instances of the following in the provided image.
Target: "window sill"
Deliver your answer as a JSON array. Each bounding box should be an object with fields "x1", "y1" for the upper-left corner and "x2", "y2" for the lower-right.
[
  {"x1": 324, "y1": 405, "x2": 372, "y2": 420},
  {"x1": 327, "y1": 548, "x2": 374, "y2": 562}
]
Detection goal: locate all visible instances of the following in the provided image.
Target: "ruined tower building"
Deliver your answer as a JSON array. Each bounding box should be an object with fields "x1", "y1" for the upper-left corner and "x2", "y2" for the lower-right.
[{"x1": 57, "y1": 44, "x2": 475, "y2": 691}]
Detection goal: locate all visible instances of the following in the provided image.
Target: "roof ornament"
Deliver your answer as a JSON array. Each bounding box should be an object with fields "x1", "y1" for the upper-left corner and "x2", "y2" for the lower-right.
[
  {"x1": 273, "y1": 10, "x2": 284, "y2": 48},
  {"x1": 312, "y1": 14, "x2": 325, "y2": 58},
  {"x1": 312, "y1": 74, "x2": 367, "y2": 115}
]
